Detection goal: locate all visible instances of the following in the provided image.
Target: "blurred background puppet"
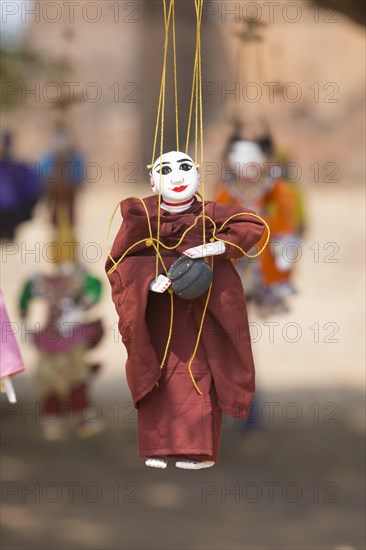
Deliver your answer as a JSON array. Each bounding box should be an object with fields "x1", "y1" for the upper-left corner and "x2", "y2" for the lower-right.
[{"x1": 19, "y1": 206, "x2": 104, "y2": 440}]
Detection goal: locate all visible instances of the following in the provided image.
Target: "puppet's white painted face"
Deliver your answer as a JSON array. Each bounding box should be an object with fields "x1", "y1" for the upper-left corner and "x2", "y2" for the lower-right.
[
  {"x1": 227, "y1": 140, "x2": 269, "y2": 205},
  {"x1": 228, "y1": 141, "x2": 266, "y2": 184},
  {"x1": 150, "y1": 151, "x2": 199, "y2": 203}
]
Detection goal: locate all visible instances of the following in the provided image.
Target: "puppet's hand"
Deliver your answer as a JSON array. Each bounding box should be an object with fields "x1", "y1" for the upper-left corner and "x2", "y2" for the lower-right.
[
  {"x1": 149, "y1": 275, "x2": 171, "y2": 293},
  {"x1": 0, "y1": 377, "x2": 17, "y2": 404},
  {"x1": 184, "y1": 241, "x2": 226, "y2": 258},
  {"x1": 273, "y1": 235, "x2": 298, "y2": 272}
]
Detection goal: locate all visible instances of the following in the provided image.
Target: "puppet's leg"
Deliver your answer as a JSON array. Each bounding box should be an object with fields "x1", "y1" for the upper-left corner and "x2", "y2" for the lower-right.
[
  {"x1": 42, "y1": 392, "x2": 66, "y2": 441},
  {"x1": 72, "y1": 383, "x2": 103, "y2": 438},
  {"x1": 61, "y1": 344, "x2": 104, "y2": 438},
  {"x1": 37, "y1": 352, "x2": 66, "y2": 441}
]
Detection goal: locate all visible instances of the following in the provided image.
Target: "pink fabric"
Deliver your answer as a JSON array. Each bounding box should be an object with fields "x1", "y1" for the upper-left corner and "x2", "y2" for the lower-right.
[
  {"x1": 0, "y1": 291, "x2": 25, "y2": 378},
  {"x1": 33, "y1": 320, "x2": 103, "y2": 353}
]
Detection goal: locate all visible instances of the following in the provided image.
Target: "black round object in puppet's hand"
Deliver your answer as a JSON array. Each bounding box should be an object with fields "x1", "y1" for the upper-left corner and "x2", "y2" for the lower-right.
[{"x1": 167, "y1": 256, "x2": 213, "y2": 300}]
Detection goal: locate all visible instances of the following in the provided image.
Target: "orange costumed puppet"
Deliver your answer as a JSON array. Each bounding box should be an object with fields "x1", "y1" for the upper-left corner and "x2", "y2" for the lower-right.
[{"x1": 217, "y1": 139, "x2": 299, "y2": 314}]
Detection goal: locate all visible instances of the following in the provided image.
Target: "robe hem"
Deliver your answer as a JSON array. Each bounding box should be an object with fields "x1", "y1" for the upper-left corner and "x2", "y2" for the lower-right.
[
  {"x1": 1, "y1": 363, "x2": 25, "y2": 377},
  {"x1": 220, "y1": 401, "x2": 251, "y2": 421}
]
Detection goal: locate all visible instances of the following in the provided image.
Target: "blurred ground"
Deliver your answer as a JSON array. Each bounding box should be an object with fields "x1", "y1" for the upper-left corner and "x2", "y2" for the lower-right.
[{"x1": 1, "y1": 386, "x2": 364, "y2": 550}]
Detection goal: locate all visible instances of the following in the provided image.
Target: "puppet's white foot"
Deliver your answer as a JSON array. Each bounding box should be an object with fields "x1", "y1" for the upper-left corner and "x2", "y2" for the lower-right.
[
  {"x1": 175, "y1": 460, "x2": 215, "y2": 470},
  {"x1": 145, "y1": 456, "x2": 168, "y2": 469}
]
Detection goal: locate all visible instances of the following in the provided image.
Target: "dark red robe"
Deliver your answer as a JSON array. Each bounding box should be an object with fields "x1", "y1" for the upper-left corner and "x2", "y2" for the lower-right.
[{"x1": 106, "y1": 195, "x2": 265, "y2": 461}]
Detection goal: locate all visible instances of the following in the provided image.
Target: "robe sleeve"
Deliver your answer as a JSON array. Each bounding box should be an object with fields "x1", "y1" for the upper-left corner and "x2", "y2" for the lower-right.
[
  {"x1": 212, "y1": 201, "x2": 267, "y2": 260},
  {"x1": 106, "y1": 197, "x2": 153, "y2": 274},
  {"x1": 105, "y1": 197, "x2": 161, "y2": 406}
]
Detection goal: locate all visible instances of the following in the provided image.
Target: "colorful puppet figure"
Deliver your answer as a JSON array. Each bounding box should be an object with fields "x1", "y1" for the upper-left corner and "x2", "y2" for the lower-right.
[
  {"x1": 39, "y1": 124, "x2": 85, "y2": 228},
  {"x1": 19, "y1": 223, "x2": 103, "y2": 440},
  {"x1": 0, "y1": 291, "x2": 25, "y2": 403},
  {"x1": 216, "y1": 139, "x2": 300, "y2": 316},
  {"x1": 106, "y1": 151, "x2": 267, "y2": 469},
  {"x1": 0, "y1": 131, "x2": 42, "y2": 240}
]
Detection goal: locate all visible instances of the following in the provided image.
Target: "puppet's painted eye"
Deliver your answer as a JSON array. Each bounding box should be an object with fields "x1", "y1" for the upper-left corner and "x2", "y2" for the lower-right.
[
  {"x1": 179, "y1": 163, "x2": 192, "y2": 172},
  {"x1": 157, "y1": 166, "x2": 172, "y2": 175}
]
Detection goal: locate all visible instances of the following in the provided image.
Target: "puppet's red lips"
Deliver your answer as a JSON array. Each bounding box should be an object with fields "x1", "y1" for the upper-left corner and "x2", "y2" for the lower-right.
[{"x1": 171, "y1": 185, "x2": 188, "y2": 193}]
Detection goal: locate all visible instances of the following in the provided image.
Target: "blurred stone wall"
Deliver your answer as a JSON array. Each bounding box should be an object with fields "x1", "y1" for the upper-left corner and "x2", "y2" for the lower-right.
[{"x1": 1, "y1": 0, "x2": 365, "y2": 188}]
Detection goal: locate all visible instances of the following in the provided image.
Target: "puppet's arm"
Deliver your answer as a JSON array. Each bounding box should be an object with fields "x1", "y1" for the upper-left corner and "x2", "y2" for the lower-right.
[
  {"x1": 0, "y1": 377, "x2": 17, "y2": 403},
  {"x1": 149, "y1": 274, "x2": 171, "y2": 293},
  {"x1": 19, "y1": 279, "x2": 34, "y2": 318},
  {"x1": 212, "y1": 203, "x2": 266, "y2": 260},
  {"x1": 150, "y1": 242, "x2": 226, "y2": 292},
  {"x1": 183, "y1": 241, "x2": 226, "y2": 258}
]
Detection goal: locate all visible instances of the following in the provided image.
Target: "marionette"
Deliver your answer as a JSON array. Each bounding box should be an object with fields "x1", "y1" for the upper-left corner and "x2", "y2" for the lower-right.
[
  {"x1": 216, "y1": 137, "x2": 300, "y2": 316},
  {"x1": 39, "y1": 123, "x2": 85, "y2": 228},
  {"x1": 255, "y1": 146, "x2": 299, "y2": 314},
  {"x1": 0, "y1": 291, "x2": 25, "y2": 403},
  {"x1": 253, "y1": 136, "x2": 302, "y2": 314},
  {"x1": 106, "y1": 150, "x2": 269, "y2": 469},
  {"x1": 0, "y1": 131, "x2": 42, "y2": 241},
  {"x1": 106, "y1": 0, "x2": 269, "y2": 469},
  {"x1": 19, "y1": 212, "x2": 104, "y2": 440}
]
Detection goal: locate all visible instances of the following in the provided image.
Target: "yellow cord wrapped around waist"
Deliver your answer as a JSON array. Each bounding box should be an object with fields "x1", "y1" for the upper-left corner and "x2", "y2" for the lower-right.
[
  {"x1": 105, "y1": 196, "x2": 270, "y2": 394},
  {"x1": 106, "y1": 197, "x2": 270, "y2": 274}
]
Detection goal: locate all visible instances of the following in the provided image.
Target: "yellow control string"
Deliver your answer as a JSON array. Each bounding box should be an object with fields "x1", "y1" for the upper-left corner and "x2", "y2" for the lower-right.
[
  {"x1": 150, "y1": 1, "x2": 171, "y2": 169},
  {"x1": 186, "y1": 0, "x2": 204, "y2": 159},
  {"x1": 172, "y1": 1, "x2": 179, "y2": 151},
  {"x1": 196, "y1": 1, "x2": 206, "y2": 248},
  {"x1": 106, "y1": 198, "x2": 270, "y2": 273},
  {"x1": 186, "y1": 255, "x2": 213, "y2": 395},
  {"x1": 150, "y1": 0, "x2": 207, "y2": 274},
  {"x1": 106, "y1": 0, "x2": 270, "y2": 393},
  {"x1": 155, "y1": 0, "x2": 175, "y2": 280},
  {"x1": 185, "y1": 52, "x2": 197, "y2": 155},
  {"x1": 215, "y1": 211, "x2": 271, "y2": 259},
  {"x1": 106, "y1": 196, "x2": 270, "y2": 391},
  {"x1": 186, "y1": 0, "x2": 206, "y2": 248}
]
